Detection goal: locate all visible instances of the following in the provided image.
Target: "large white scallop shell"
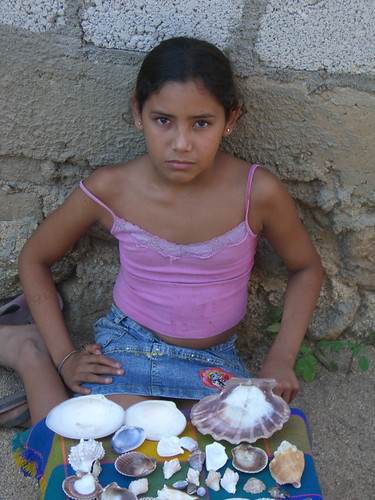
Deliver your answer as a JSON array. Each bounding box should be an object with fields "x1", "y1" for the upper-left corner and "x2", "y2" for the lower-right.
[
  {"x1": 68, "y1": 439, "x2": 105, "y2": 474},
  {"x1": 124, "y1": 400, "x2": 186, "y2": 441},
  {"x1": 191, "y1": 378, "x2": 290, "y2": 444}
]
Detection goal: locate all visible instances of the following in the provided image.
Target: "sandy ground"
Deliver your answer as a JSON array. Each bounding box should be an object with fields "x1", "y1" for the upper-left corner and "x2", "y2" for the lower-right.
[{"x1": 0, "y1": 345, "x2": 374, "y2": 500}]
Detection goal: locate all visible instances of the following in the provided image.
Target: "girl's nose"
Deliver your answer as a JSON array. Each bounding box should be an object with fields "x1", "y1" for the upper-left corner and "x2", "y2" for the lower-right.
[{"x1": 172, "y1": 126, "x2": 192, "y2": 152}]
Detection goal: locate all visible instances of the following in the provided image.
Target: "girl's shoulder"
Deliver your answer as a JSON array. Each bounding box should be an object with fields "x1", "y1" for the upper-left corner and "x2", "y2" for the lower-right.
[{"x1": 82, "y1": 158, "x2": 143, "y2": 197}]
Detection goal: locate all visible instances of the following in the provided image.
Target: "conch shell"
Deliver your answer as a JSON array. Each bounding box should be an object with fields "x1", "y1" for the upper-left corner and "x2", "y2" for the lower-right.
[{"x1": 269, "y1": 440, "x2": 305, "y2": 488}]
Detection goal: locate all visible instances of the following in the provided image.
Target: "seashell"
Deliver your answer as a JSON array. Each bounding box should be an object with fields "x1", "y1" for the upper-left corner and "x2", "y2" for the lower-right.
[
  {"x1": 188, "y1": 449, "x2": 205, "y2": 471},
  {"x1": 196, "y1": 486, "x2": 206, "y2": 497},
  {"x1": 128, "y1": 477, "x2": 149, "y2": 496},
  {"x1": 62, "y1": 473, "x2": 102, "y2": 500},
  {"x1": 68, "y1": 438, "x2": 105, "y2": 474},
  {"x1": 172, "y1": 480, "x2": 188, "y2": 490},
  {"x1": 269, "y1": 440, "x2": 305, "y2": 488},
  {"x1": 157, "y1": 485, "x2": 198, "y2": 499},
  {"x1": 115, "y1": 451, "x2": 157, "y2": 477},
  {"x1": 231, "y1": 443, "x2": 268, "y2": 473},
  {"x1": 157, "y1": 436, "x2": 184, "y2": 457},
  {"x1": 220, "y1": 467, "x2": 239, "y2": 494},
  {"x1": 111, "y1": 425, "x2": 146, "y2": 454},
  {"x1": 180, "y1": 436, "x2": 198, "y2": 452},
  {"x1": 205, "y1": 442, "x2": 228, "y2": 471},
  {"x1": 205, "y1": 470, "x2": 221, "y2": 491},
  {"x1": 191, "y1": 378, "x2": 290, "y2": 444},
  {"x1": 163, "y1": 458, "x2": 181, "y2": 479},
  {"x1": 187, "y1": 467, "x2": 200, "y2": 486},
  {"x1": 268, "y1": 486, "x2": 291, "y2": 498},
  {"x1": 98, "y1": 482, "x2": 137, "y2": 500},
  {"x1": 124, "y1": 400, "x2": 186, "y2": 440},
  {"x1": 47, "y1": 394, "x2": 126, "y2": 439},
  {"x1": 243, "y1": 477, "x2": 266, "y2": 494}
]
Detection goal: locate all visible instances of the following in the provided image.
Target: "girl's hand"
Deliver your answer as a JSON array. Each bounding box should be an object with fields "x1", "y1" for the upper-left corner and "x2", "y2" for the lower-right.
[
  {"x1": 258, "y1": 359, "x2": 299, "y2": 404},
  {"x1": 59, "y1": 344, "x2": 124, "y2": 395}
]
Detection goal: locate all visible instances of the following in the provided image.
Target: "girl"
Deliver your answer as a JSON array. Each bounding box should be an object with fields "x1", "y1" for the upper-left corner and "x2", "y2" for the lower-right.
[{"x1": 0, "y1": 37, "x2": 323, "y2": 427}]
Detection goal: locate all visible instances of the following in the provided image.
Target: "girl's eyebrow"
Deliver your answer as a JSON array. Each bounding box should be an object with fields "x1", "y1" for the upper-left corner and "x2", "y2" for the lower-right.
[{"x1": 150, "y1": 110, "x2": 216, "y2": 119}]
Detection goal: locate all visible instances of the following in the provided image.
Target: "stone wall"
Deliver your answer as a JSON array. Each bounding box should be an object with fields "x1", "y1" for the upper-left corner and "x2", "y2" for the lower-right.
[{"x1": 0, "y1": 0, "x2": 374, "y2": 348}]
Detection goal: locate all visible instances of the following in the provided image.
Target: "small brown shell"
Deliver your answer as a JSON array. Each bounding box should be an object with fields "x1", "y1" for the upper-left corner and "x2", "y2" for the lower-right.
[
  {"x1": 269, "y1": 440, "x2": 305, "y2": 488},
  {"x1": 115, "y1": 451, "x2": 157, "y2": 477},
  {"x1": 231, "y1": 443, "x2": 268, "y2": 473},
  {"x1": 243, "y1": 477, "x2": 266, "y2": 494},
  {"x1": 62, "y1": 473, "x2": 102, "y2": 500}
]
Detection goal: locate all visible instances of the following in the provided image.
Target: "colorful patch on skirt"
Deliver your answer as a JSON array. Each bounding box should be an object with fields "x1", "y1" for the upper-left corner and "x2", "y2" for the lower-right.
[{"x1": 199, "y1": 367, "x2": 237, "y2": 390}]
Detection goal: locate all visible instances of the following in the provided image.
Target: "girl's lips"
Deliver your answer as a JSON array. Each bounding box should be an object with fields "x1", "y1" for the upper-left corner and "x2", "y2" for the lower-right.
[{"x1": 167, "y1": 160, "x2": 194, "y2": 170}]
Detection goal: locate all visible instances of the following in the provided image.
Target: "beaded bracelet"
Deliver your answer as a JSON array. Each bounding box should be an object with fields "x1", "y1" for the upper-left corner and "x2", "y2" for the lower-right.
[{"x1": 57, "y1": 349, "x2": 79, "y2": 375}]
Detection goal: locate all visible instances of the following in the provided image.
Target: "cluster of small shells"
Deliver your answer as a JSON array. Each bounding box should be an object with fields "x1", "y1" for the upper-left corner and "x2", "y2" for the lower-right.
[{"x1": 61, "y1": 380, "x2": 305, "y2": 499}]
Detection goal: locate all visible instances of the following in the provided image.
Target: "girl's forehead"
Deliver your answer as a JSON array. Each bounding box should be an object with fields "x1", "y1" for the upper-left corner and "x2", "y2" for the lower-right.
[{"x1": 145, "y1": 79, "x2": 223, "y2": 111}]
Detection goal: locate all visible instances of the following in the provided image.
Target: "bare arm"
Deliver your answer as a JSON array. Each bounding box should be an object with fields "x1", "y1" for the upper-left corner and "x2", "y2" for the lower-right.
[
  {"x1": 251, "y1": 169, "x2": 323, "y2": 403},
  {"x1": 18, "y1": 177, "x2": 123, "y2": 393}
]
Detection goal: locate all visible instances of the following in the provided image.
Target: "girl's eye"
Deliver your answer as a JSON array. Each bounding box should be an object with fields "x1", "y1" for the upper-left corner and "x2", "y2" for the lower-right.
[
  {"x1": 195, "y1": 120, "x2": 209, "y2": 128},
  {"x1": 156, "y1": 117, "x2": 170, "y2": 125}
]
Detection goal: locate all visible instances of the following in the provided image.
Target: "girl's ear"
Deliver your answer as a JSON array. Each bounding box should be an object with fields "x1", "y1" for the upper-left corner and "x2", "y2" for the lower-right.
[
  {"x1": 223, "y1": 106, "x2": 242, "y2": 136},
  {"x1": 131, "y1": 96, "x2": 143, "y2": 130}
]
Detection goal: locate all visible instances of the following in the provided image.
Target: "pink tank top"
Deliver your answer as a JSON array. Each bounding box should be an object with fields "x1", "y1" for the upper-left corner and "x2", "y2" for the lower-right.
[{"x1": 79, "y1": 164, "x2": 258, "y2": 339}]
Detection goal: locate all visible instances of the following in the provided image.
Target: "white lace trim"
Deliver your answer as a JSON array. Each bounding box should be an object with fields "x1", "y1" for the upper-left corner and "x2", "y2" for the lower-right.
[{"x1": 113, "y1": 217, "x2": 252, "y2": 259}]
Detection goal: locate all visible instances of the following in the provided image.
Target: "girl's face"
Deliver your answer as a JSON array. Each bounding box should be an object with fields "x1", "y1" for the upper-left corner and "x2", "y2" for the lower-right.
[{"x1": 133, "y1": 79, "x2": 240, "y2": 184}]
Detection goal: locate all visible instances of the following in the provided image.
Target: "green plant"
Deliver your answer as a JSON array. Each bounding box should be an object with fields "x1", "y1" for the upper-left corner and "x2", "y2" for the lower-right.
[{"x1": 265, "y1": 307, "x2": 373, "y2": 382}]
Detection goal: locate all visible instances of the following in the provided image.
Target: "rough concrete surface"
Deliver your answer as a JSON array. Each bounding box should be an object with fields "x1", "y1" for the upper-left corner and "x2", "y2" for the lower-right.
[{"x1": 0, "y1": 345, "x2": 374, "y2": 500}]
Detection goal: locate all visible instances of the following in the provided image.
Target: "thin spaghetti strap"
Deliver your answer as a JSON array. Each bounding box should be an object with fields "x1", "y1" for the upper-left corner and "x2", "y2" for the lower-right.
[
  {"x1": 79, "y1": 179, "x2": 117, "y2": 219},
  {"x1": 245, "y1": 164, "x2": 259, "y2": 219}
]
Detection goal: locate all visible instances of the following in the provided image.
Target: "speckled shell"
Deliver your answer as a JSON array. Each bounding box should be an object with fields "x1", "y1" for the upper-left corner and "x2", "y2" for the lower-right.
[
  {"x1": 191, "y1": 378, "x2": 291, "y2": 444},
  {"x1": 115, "y1": 451, "x2": 157, "y2": 477},
  {"x1": 231, "y1": 443, "x2": 268, "y2": 473},
  {"x1": 243, "y1": 477, "x2": 266, "y2": 494},
  {"x1": 269, "y1": 440, "x2": 305, "y2": 488}
]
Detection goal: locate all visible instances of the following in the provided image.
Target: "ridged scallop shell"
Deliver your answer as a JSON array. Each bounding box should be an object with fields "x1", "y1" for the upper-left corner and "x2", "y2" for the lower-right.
[
  {"x1": 191, "y1": 378, "x2": 291, "y2": 444},
  {"x1": 68, "y1": 439, "x2": 105, "y2": 474},
  {"x1": 243, "y1": 477, "x2": 266, "y2": 493},
  {"x1": 231, "y1": 443, "x2": 268, "y2": 473},
  {"x1": 124, "y1": 400, "x2": 186, "y2": 441},
  {"x1": 97, "y1": 482, "x2": 137, "y2": 500},
  {"x1": 111, "y1": 425, "x2": 146, "y2": 454},
  {"x1": 115, "y1": 451, "x2": 157, "y2": 477},
  {"x1": 62, "y1": 473, "x2": 102, "y2": 500},
  {"x1": 269, "y1": 440, "x2": 305, "y2": 488}
]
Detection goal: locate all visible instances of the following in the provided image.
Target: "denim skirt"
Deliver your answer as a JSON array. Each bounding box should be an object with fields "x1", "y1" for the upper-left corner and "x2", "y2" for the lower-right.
[{"x1": 83, "y1": 305, "x2": 250, "y2": 400}]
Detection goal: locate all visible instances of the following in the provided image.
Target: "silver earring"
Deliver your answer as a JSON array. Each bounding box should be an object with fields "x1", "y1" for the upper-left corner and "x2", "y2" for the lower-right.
[
  {"x1": 138, "y1": 122, "x2": 142, "y2": 126},
  {"x1": 226, "y1": 128, "x2": 230, "y2": 132}
]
